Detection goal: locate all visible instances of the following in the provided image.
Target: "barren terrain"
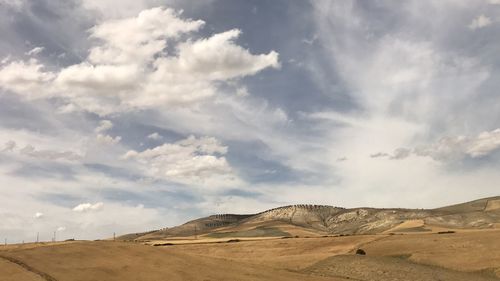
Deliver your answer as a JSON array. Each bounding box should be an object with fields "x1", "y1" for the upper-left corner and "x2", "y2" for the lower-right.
[{"x1": 1, "y1": 197, "x2": 499, "y2": 280}]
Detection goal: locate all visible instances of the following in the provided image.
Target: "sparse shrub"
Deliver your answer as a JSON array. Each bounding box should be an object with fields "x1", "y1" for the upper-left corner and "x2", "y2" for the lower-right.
[
  {"x1": 355, "y1": 248, "x2": 366, "y2": 255},
  {"x1": 153, "y1": 243, "x2": 174, "y2": 246},
  {"x1": 437, "y1": 231, "x2": 456, "y2": 234},
  {"x1": 227, "y1": 239, "x2": 240, "y2": 243}
]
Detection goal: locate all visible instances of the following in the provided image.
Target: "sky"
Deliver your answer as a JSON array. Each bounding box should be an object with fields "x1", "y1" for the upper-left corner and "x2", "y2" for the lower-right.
[{"x1": 1, "y1": 0, "x2": 500, "y2": 242}]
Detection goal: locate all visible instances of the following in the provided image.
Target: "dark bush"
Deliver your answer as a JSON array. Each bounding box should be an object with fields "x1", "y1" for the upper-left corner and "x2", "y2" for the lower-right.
[
  {"x1": 356, "y1": 248, "x2": 366, "y2": 255},
  {"x1": 153, "y1": 243, "x2": 174, "y2": 246},
  {"x1": 437, "y1": 231, "x2": 456, "y2": 234}
]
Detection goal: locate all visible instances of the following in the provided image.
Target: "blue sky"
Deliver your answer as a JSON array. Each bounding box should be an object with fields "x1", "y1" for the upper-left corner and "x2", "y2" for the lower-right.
[{"x1": 1, "y1": 0, "x2": 500, "y2": 241}]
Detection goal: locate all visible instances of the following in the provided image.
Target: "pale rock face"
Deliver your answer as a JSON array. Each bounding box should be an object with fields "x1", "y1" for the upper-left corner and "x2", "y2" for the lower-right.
[{"x1": 331, "y1": 209, "x2": 369, "y2": 223}]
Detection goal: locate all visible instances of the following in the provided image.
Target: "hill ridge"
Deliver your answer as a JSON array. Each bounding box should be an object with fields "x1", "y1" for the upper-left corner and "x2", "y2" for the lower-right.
[{"x1": 118, "y1": 196, "x2": 500, "y2": 241}]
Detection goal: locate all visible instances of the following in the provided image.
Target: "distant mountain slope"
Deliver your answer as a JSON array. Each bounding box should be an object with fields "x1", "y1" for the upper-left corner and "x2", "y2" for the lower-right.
[{"x1": 118, "y1": 196, "x2": 500, "y2": 241}]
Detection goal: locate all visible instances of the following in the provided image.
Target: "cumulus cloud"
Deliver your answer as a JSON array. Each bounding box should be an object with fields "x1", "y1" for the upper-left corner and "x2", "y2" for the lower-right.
[
  {"x1": 2, "y1": 140, "x2": 16, "y2": 152},
  {"x1": 87, "y1": 7, "x2": 204, "y2": 65},
  {"x1": 469, "y1": 15, "x2": 493, "y2": 30},
  {"x1": 56, "y1": 226, "x2": 66, "y2": 232},
  {"x1": 369, "y1": 148, "x2": 410, "y2": 160},
  {"x1": 415, "y1": 129, "x2": 500, "y2": 160},
  {"x1": 123, "y1": 135, "x2": 238, "y2": 187},
  {"x1": 390, "y1": 148, "x2": 411, "y2": 160},
  {"x1": 0, "y1": 7, "x2": 280, "y2": 115},
  {"x1": 147, "y1": 132, "x2": 162, "y2": 140},
  {"x1": 34, "y1": 212, "x2": 44, "y2": 219},
  {"x1": 26, "y1": 47, "x2": 44, "y2": 56},
  {"x1": 72, "y1": 202, "x2": 104, "y2": 212},
  {"x1": 96, "y1": 134, "x2": 121, "y2": 145},
  {"x1": 370, "y1": 152, "x2": 389, "y2": 158},
  {"x1": 170, "y1": 29, "x2": 280, "y2": 80},
  {"x1": 18, "y1": 144, "x2": 82, "y2": 161},
  {"x1": 0, "y1": 0, "x2": 24, "y2": 9},
  {"x1": 371, "y1": 129, "x2": 500, "y2": 162},
  {"x1": 93, "y1": 120, "x2": 121, "y2": 145},
  {"x1": 0, "y1": 59, "x2": 55, "y2": 98},
  {"x1": 94, "y1": 120, "x2": 113, "y2": 133}
]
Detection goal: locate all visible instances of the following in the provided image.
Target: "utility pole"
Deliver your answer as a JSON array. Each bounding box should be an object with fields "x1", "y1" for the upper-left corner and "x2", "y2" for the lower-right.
[
  {"x1": 113, "y1": 232, "x2": 116, "y2": 241},
  {"x1": 36, "y1": 232, "x2": 39, "y2": 243},
  {"x1": 53, "y1": 231, "x2": 56, "y2": 242}
]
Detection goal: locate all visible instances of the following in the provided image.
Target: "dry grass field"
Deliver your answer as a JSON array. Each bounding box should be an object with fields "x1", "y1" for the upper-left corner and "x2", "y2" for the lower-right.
[
  {"x1": 2, "y1": 197, "x2": 500, "y2": 280},
  {"x1": 1, "y1": 229, "x2": 500, "y2": 281}
]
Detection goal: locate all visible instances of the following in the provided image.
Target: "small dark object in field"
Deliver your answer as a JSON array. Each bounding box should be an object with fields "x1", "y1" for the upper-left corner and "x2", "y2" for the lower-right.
[
  {"x1": 227, "y1": 239, "x2": 240, "y2": 243},
  {"x1": 64, "y1": 239, "x2": 75, "y2": 241},
  {"x1": 153, "y1": 243, "x2": 174, "y2": 246},
  {"x1": 356, "y1": 249, "x2": 366, "y2": 255},
  {"x1": 437, "y1": 231, "x2": 456, "y2": 234}
]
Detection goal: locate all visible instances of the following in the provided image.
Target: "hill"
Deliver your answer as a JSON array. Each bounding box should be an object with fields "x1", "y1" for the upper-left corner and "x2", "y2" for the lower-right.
[{"x1": 119, "y1": 196, "x2": 500, "y2": 241}]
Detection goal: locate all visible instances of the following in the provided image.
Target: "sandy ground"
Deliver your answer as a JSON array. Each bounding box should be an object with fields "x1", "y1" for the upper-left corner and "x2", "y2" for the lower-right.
[
  {"x1": 0, "y1": 257, "x2": 45, "y2": 281},
  {"x1": 0, "y1": 229, "x2": 499, "y2": 280},
  {"x1": 362, "y1": 230, "x2": 500, "y2": 273},
  {"x1": 0, "y1": 241, "x2": 344, "y2": 281},
  {"x1": 160, "y1": 235, "x2": 379, "y2": 270}
]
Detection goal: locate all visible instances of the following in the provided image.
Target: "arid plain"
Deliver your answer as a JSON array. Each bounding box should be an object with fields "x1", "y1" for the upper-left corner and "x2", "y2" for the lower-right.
[{"x1": 1, "y1": 197, "x2": 500, "y2": 281}]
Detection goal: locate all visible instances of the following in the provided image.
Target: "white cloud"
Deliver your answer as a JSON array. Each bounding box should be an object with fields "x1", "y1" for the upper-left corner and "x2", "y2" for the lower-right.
[
  {"x1": 57, "y1": 226, "x2": 66, "y2": 232},
  {"x1": 18, "y1": 144, "x2": 82, "y2": 161},
  {"x1": 72, "y1": 202, "x2": 104, "y2": 212},
  {"x1": 34, "y1": 212, "x2": 44, "y2": 219},
  {"x1": 303, "y1": 0, "x2": 500, "y2": 208},
  {"x1": 236, "y1": 87, "x2": 249, "y2": 97},
  {"x1": 0, "y1": 59, "x2": 55, "y2": 98},
  {"x1": 369, "y1": 148, "x2": 411, "y2": 160},
  {"x1": 87, "y1": 7, "x2": 204, "y2": 65},
  {"x1": 26, "y1": 47, "x2": 44, "y2": 56},
  {"x1": 0, "y1": 7, "x2": 279, "y2": 115},
  {"x1": 2, "y1": 140, "x2": 16, "y2": 152},
  {"x1": 390, "y1": 148, "x2": 411, "y2": 160},
  {"x1": 123, "y1": 135, "x2": 239, "y2": 187},
  {"x1": 370, "y1": 152, "x2": 389, "y2": 158},
  {"x1": 147, "y1": 132, "x2": 162, "y2": 140},
  {"x1": 415, "y1": 129, "x2": 500, "y2": 160},
  {"x1": 469, "y1": 15, "x2": 493, "y2": 30},
  {"x1": 94, "y1": 120, "x2": 113, "y2": 133},
  {"x1": 93, "y1": 120, "x2": 121, "y2": 145},
  {"x1": 96, "y1": 134, "x2": 121, "y2": 145},
  {"x1": 369, "y1": 129, "x2": 500, "y2": 162},
  {"x1": 169, "y1": 29, "x2": 280, "y2": 81},
  {"x1": 81, "y1": 0, "x2": 214, "y2": 19},
  {"x1": 0, "y1": 0, "x2": 24, "y2": 9}
]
